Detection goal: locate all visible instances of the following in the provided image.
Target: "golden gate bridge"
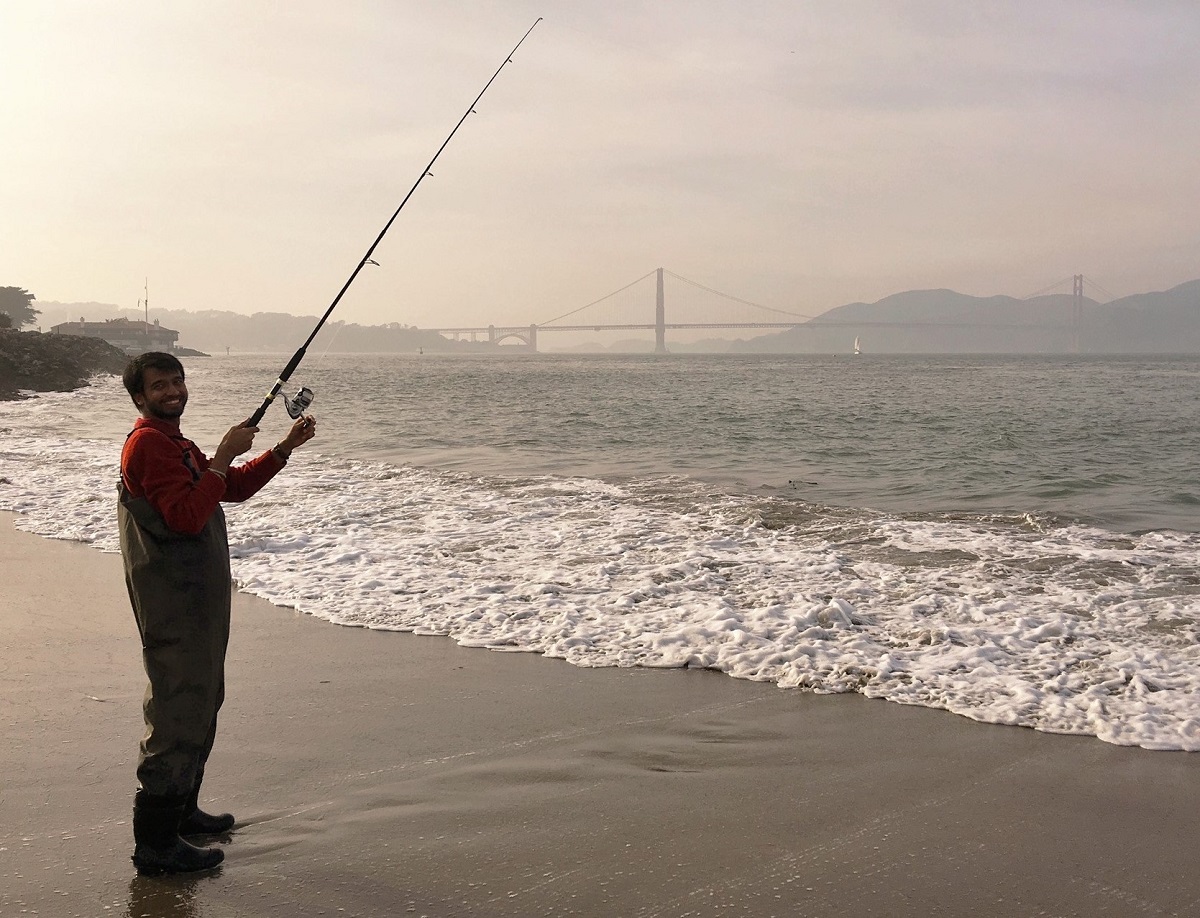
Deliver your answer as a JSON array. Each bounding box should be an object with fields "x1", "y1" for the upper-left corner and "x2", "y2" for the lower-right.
[{"x1": 425, "y1": 268, "x2": 1105, "y2": 353}]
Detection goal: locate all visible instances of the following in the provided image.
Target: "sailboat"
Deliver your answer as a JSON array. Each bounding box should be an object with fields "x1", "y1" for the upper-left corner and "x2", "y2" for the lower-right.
[{"x1": 853, "y1": 336, "x2": 862, "y2": 355}]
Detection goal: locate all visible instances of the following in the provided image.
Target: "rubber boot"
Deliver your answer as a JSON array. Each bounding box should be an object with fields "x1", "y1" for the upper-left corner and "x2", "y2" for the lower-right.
[
  {"x1": 180, "y1": 780, "x2": 235, "y2": 837},
  {"x1": 132, "y1": 790, "x2": 224, "y2": 876}
]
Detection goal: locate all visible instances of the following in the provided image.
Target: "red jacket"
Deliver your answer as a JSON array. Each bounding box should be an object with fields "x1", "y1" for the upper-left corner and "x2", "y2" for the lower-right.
[{"x1": 121, "y1": 417, "x2": 284, "y2": 535}]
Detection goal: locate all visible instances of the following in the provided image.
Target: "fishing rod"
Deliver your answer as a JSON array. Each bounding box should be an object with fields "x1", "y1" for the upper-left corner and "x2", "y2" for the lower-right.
[{"x1": 248, "y1": 17, "x2": 543, "y2": 427}]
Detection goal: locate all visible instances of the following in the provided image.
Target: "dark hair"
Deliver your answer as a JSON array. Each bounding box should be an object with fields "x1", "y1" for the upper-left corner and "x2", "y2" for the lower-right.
[{"x1": 123, "y1": 351, "x2": 185, "y2": 404}]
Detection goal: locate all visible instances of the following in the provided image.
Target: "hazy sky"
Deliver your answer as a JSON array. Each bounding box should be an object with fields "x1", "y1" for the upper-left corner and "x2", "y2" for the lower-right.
[{"x1": 3, "y1": 1, "x2": 1199, "y2": 330}]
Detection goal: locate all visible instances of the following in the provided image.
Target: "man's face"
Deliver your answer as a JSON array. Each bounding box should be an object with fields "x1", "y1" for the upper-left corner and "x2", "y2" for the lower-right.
[{"x1": 136, "y1": 366, "x2": 188, "y2": 420}]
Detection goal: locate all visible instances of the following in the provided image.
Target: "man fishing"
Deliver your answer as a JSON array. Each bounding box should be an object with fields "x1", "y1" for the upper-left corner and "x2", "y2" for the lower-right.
[
  {"x1": 118, "y1": 351, "x2": 316, "y2": 875},
  {"x1": 107, "y1": 18, "x2": 537, "y2": 876}
]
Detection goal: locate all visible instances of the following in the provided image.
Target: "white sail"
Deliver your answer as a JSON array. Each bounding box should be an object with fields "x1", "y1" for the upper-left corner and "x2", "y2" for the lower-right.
[{"x1": 853, "y1": 336, "x2": 861, "y2": 355}]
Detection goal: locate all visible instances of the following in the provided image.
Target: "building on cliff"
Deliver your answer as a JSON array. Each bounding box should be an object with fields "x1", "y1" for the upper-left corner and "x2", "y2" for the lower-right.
[{"x1": 50, "y1": 316, "x2": 179, "y2": 354}]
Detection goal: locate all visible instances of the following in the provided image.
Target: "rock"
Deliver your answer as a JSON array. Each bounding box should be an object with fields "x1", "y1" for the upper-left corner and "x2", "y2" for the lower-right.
[{"x1": 0, "y1": 330, "x2": 129, "y2": 400}]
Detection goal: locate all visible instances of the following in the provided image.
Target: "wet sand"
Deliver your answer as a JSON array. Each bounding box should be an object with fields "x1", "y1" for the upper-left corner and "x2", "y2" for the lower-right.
[{"x1": 2, "y1": 511, "x2": 1198, "y2": 917}]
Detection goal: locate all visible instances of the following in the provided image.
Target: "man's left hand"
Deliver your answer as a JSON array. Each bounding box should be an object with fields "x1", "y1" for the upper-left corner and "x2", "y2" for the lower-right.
[{"x1": 278, "y1": 415, "x2": 317, "y2": 454}]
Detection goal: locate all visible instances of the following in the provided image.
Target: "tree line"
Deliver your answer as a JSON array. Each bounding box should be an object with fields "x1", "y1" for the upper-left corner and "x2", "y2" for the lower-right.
[{"x1": 0, "y1": 287, "x2": 39, "y2": 329}]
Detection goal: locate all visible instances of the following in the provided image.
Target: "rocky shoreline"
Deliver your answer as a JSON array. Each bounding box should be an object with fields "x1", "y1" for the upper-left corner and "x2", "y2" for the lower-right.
[{"x1": 0, "y1": 330, "x2": 129, "y2": 401}]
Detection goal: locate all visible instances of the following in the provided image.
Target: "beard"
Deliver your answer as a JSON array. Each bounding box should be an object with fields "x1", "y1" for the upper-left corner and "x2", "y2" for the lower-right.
[{"x1": 144, "y1": 395, "x2": 187, "y2": 420}]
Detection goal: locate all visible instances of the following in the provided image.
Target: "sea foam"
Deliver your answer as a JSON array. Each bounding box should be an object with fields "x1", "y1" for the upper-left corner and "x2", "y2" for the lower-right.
[{"x1": 1, "y1": 431, "x2": 1197, "y2": 752}]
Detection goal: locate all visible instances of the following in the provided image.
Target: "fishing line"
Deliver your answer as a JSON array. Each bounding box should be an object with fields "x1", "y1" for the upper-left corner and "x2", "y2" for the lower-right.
[
  {"x1": 281, "y1": 315, "x2": 350, "y2": 420},
  {"x1": 249, "y1": 17, "x2": 543, "y2": 426}
]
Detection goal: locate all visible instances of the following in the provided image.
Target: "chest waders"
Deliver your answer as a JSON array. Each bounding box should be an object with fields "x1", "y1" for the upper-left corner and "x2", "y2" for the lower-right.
[{"x1": 118, "y1": 483, "x2": 230, "y2": 800}]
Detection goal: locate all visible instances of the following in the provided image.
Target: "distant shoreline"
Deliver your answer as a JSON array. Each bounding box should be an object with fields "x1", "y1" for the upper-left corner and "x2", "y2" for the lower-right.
[{"x1": 33, "y1": 277, "x2": 1200, "y2": 354}]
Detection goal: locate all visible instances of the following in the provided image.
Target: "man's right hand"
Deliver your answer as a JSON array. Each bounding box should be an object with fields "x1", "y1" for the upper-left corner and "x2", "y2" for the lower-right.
[{"x1": 211, "y1": 424, "x2": 259, "y2": 473}]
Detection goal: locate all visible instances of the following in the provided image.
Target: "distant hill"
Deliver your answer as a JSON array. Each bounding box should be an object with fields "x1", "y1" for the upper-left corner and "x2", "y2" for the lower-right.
[
  {"x1": 1085, "y1": 280, "x2": 1200, "y2": 353},
  {"x1": 731, "y1": 280, "x2": 1200, "y2": 354}
]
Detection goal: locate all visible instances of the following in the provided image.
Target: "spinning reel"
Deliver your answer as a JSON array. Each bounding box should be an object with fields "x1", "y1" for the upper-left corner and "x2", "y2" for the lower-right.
[{"x1": 282, "y1": 386, "x2": 315, "y2": 420}]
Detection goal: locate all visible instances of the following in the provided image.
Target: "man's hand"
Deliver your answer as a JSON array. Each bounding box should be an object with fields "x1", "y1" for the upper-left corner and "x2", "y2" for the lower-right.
[
  {"x1": 274, "y1": 415, "x2": 317, "y2": 460},
  {"x1": 211, "y1": 424, "x2": 259, "y2": 474}
]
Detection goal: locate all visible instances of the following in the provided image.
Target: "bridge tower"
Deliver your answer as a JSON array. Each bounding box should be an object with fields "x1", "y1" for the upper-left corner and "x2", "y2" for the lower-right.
[
  {"x1": 655, "y1": 267, "x2": 667, "y2": 354},
  {"x1": 1072, "y1": 274, "x2": 1083, "y2": 353}
]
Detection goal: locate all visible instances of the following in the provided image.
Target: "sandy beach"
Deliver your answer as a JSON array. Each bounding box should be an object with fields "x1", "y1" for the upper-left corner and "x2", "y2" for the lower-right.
[{"x1": 1, "y1": 511, "x2": 1197, "y2": 918}]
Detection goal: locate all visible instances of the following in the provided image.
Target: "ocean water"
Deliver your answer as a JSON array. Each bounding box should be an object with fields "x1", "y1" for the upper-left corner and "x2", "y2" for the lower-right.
[{"x1": 1, "y1": 353, "x2": 1198, "y2": 751}]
